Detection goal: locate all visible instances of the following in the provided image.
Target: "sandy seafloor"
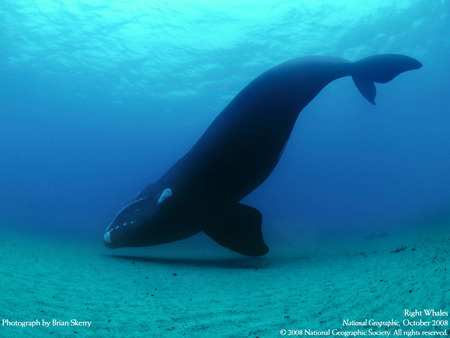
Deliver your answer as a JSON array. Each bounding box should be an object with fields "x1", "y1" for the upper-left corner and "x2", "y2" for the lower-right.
[{"x1": 0, "y1": 220, "x2": 448, "y2": 337}]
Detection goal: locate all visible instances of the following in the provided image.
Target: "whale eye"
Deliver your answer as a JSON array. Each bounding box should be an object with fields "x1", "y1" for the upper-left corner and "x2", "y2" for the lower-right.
[{"x1": 157, "y1": 188, "x2": 173, "y2": 205}]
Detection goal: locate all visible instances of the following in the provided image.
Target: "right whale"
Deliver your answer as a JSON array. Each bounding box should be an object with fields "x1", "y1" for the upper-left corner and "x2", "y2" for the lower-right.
[{"x1": 104, "y1": 54, "x2": 422, "y2": 256}]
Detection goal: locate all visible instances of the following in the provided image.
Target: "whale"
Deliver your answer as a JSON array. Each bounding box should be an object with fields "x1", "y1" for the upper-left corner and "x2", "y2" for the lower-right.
[{"x1": 103, "y1": 54, "x2": 422, "y2": 256}]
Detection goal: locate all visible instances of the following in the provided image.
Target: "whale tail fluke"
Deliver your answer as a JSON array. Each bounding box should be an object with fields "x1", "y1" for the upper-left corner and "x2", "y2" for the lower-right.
[{"x1": 351, "y1": 54, "x2": 422, "y2": 105}]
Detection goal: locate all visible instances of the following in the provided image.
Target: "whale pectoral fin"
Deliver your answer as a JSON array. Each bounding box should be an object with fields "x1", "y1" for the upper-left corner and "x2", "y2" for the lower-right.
[{"x1": 202, "y1": 204, "x2": 269, "y2": 257}]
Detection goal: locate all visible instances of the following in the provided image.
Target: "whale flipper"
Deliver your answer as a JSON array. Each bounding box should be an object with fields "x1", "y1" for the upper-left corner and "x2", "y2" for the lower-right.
[
  {"x1": 352, "y1": 54, "x2": 422, "y2": 105},
  {"x1": 203, "y1": 204, "x2": 269, "y2": 257}
]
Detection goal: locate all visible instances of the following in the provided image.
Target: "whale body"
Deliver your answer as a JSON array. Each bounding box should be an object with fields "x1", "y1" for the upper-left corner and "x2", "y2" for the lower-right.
[{"x1": 104, "y1": 54, "x2": 422, "y2": 256}]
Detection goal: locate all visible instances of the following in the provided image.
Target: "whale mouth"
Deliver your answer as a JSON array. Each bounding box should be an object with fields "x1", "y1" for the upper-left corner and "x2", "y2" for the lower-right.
[
  {"x1": 103, "y1": 217, "x2": 140, "y2": 248},
  {"x1": 103, "y1": 229, "x2": 120, "y2": 249},
  {"x1": 103, "y1": 220, "x2": 154, "y2": 249},
  {"x1": 103, "y1": 230, "x2": 113, "y2": 246},
  {"x1": 103, "y1": 223, "x2": 131, "y2": 249}
]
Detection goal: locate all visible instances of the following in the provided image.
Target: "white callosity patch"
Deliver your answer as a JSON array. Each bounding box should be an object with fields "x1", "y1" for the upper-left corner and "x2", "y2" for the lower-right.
[
  {"x1": 157, "y1": 188, "x2": 173, "y2": 205},
  {"x1": 103, "y1": 231, "x2": 112, "y2": 244},
  {"x1": 105, "y1": 198, "x2": 147, "y2": 231}
]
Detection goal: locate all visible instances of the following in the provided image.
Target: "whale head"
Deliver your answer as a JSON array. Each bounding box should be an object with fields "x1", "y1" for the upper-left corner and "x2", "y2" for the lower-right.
[{"x1": 103, "y1": 188, "x2": 176, "y2": 248}]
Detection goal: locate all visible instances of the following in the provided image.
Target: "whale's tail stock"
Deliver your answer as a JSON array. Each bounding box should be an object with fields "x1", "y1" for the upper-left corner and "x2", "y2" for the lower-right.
[{"x1": 351, "y1": 54, "x2": 422, "y2": 105}]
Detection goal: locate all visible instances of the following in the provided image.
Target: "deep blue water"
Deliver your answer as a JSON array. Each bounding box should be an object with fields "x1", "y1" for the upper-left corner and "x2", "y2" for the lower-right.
[{"x1": 0, "y1": 1, "x2": 449, "y2": 242}]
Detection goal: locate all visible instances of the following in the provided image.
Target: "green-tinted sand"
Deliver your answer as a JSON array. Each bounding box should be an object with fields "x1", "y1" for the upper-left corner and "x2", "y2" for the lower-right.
[{"x1": 0, "y1": 222, "x2": 448, "y2": 337}]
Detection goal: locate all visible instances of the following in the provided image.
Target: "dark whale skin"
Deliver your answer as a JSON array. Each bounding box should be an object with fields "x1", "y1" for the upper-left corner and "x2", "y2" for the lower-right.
[{"x1": 104, "y1": 54, "x2": 422, "y2": 256}]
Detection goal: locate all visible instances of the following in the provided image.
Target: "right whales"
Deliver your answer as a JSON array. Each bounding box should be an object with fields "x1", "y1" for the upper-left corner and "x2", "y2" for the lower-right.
[{"x1": 104, "y1": 54, "x2": 422, "y2": 256}]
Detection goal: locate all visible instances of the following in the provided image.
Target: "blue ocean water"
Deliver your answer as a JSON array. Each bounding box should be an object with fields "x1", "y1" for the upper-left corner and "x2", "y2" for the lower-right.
[{"x1": 0, "y1": 0, "x2": 449, "y2": 242}]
